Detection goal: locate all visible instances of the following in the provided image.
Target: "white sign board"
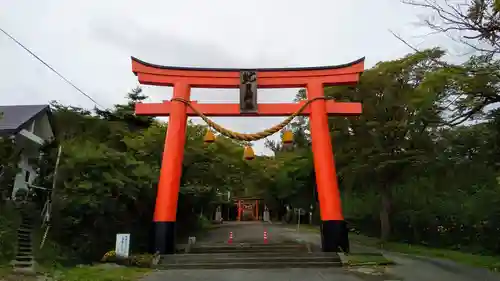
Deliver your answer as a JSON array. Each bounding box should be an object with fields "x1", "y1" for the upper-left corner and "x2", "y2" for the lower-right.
[{"x1": 115, "y1": 233, "x2": 130, "y2": 258}]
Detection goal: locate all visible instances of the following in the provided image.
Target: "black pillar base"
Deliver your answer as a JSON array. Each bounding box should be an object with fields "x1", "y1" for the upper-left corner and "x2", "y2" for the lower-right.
[
  {"x1": 321, "y1": 220, "x2": 349, "y2": 253},
  {"x1": 150, "y1": 221, "x2": 176, "y2": 254}
]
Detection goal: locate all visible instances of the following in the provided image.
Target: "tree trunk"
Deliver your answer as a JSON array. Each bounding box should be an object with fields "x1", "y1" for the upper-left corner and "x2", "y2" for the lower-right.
[
  {"x1": 379, "y1": 190, "x2": 391, "y2": 243},
  {"x1": 411, "y1": 215, "x2": 420, "y2": 243}
]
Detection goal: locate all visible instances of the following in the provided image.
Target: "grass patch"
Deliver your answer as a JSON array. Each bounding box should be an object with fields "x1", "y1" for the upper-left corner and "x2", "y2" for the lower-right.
[
  {"x1": 0, "y1": 264, "x2": 13, "y2": 277},
  {"x1": 0, "y1": 203, "x2": 20, "y2": 262},
  {"x1": 0, "y1": 264, "x2": 150, "y2": 281},
  {"x1": 53, "y1": 265, "x2": 150, "y2": 281},
  {"x1": 204, "y1": 224, "x2": 221, "y2": 230},
  {"x1": 349, "y1": 234, "x2": 500, "y2": 271},
  {"x1": 294, "y1": 224, "x2": 320, "y2": 233},
  {"x1": 291, "y1": 224, "x2": 500, "y2": 271},
  {"x1": 343, "y1": 253, "x2": 395, "y2": 266}
]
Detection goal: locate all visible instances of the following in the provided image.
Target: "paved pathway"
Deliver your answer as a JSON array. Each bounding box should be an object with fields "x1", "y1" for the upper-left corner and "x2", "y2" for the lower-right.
[
  {"x1": 275, "y1": 224, "x2": 500, "y2": 281},
  {"x1": 143, "y1": 268, "x2": 375, "y2": 281},
  {"x1": 141, "y1": 222, "x2": 500, "y2": 281},
  {"x1": 197, "y1": 221, "x2": 275, "y2": 244}
]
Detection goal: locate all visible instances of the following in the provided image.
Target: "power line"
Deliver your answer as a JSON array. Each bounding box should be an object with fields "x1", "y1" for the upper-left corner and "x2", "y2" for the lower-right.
[{"x1": 0, "y1": 27, "x2": 105, "y2": 109}]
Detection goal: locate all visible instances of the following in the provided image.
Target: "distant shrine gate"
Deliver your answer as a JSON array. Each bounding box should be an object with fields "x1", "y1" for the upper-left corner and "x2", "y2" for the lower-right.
[
  {"x1": 234, "y1": 197, "x2": 262, "y2": 221},
  {"x1": 131, "y1": 56, "x2": 365, "y2": 254}
]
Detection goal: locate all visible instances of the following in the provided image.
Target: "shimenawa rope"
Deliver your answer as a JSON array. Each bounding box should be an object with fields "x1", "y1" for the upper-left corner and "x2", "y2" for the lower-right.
[{"x1": 170, "y1": 97, "x2": 331, "y2": 142}]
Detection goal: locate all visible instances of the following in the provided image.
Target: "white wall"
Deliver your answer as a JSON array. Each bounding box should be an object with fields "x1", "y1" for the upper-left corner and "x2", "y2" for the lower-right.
[
  {"x1": 33, "y1": 113, "x2": 54, "y2": 142},
  {"x1": 10, "y1": 112, "x2": 52, "y2": 199},
  {"x1": 11, "y1": 154, "x2": 38, "y2": 199}
]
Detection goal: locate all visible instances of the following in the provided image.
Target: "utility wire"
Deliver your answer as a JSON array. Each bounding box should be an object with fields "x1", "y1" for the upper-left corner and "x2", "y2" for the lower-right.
[{"x1": 0, "y1": 27, "x2": 104, "y2": 109}]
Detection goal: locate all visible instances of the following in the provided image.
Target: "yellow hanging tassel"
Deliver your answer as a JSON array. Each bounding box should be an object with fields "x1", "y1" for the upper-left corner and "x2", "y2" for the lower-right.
[
  {"x1": 204, "y1": 128, "x2": 216, "y2": 143},
  {"x1": 243, "y1": 145, "x2": 255, "y2": 160},
  {"x1": 282, "y1": 130, "x2": 294, "y2": 145}
]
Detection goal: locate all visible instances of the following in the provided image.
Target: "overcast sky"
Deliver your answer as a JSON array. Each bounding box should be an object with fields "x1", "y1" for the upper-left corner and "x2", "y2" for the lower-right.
[{"x1": 1, "y1": 0, "x2": 454, "y2": 154}]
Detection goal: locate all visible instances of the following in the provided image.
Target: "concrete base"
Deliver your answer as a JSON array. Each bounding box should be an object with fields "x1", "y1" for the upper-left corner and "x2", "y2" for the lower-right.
[
  {"x1": 152, "y1": 221, "x2": 176, "y2": 254},
  {"x1": 321, "y1": 220, "x2": 349, "y2": 253}
]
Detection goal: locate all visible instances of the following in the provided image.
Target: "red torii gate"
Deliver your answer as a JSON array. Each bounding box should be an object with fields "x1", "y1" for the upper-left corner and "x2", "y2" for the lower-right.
[{"x1": 131, "y1": 56, "x2": 365, "y2": 254}]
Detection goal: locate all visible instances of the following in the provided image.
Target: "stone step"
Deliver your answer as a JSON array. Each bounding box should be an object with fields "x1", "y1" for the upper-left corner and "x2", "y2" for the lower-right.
[
  {"x1": 16, "y1": 255, "x2": 32, "y2": 260},
  {"x1": 190, "y1": 244, "x2": 307, "y2": 250},
  {"x1": 157, "y1": 260, "x2": 342, "y2": 269},
  {"x1": 18, "y1": 228, "x2": 32, "y2": 234},
  {"x1": 12, "y1": 261, "x2": 34, "y2": 268},
  {"x1": 18, "y1": 236, "x2": 31, "y2": 243},
  {"x1": 17, "y1": 241, "x2": 32, "y2": 248},
  {"x1": 17, "y1": 246, "x2": 32, "y2": 251},
  {"x1": 17, "y1": 249, "x2": 32, "y2": 255},
  {"x1": 16, "y1": 252, "x2": 33, "y2": 257},
  {"x1": 15, "y1": 256, "x2": 34, "y2": 262},
  {"x1": 194, "y1": 242, "x2": 304, "y2": 247},
  {"x1": 20, "y1": 223, "x2": 34, "y2": 228},
  {"x1": 189, "y1": 247, "x2": 307, "y2": 254},
  {"x1": 163, "y1": 252, "x2": 339, "y2": 260},
  {"x1": 177, "y1": 242, "x2": 306, "y2": 251},
  {"x1": 190, "y1": 243, "x2": 307, "y2": 248},
  {"x1": 162, "y1": 255, "x2": 340, "y2": 264},
  {"x1": 18, "y1": 232, "x2": 31, "y2": 237}
]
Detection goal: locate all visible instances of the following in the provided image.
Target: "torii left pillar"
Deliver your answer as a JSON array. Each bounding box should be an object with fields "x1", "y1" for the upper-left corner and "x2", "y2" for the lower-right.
[
  {"x1": 151, "y1": 83, "x2": 190, "y2": 254},
  {"x1": 131, "y1": 56, "x2": 365, "y2": 254}
]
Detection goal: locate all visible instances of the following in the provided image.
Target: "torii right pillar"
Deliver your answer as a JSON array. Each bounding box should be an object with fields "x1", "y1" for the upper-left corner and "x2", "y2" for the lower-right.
[{"x1": 307, "y1": 81, "x2": 350, "y2": 252}]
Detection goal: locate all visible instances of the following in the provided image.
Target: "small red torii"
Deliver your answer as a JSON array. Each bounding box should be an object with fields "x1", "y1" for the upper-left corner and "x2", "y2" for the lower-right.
[{"x1": 132, "y1": 56, "x2": 365, "y2": 254}]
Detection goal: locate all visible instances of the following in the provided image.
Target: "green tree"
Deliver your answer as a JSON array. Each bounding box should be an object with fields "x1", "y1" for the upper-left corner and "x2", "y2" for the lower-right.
[
  {"x1": 404, "y1": 0, "x2": 500, "y2": 56},
  {"x1": 34, "y1": 90, "x2": 259, "y2": 260}
]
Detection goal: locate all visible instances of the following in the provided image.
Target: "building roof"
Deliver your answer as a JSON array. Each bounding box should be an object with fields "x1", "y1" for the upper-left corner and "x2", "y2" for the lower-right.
[{"x1": 0, "y1": 104, "x2": 52, "y2": 136}]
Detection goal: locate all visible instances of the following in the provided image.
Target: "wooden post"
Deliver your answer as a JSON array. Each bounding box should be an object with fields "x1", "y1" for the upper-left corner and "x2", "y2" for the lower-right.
[
  {"x1": 255, "y1": 200, "x2": 259, "y2": 221},
  {"x1": 237, "y1": 200, "x2": 242, "y2": 221}
]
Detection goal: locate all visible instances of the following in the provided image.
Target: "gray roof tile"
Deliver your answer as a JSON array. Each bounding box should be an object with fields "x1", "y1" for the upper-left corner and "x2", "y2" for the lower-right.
[{"x1": 0, "y1": 104, "x2": 49, "y2": 135}]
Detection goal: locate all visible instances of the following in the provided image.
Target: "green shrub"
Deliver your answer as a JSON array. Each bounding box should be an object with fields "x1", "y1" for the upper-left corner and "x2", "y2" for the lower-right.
[
  {"x1": 101, "y1": 250, "x2": 158, "y2": 268},
  {"x1": 0, "y1": 202, "x2": 19, "y2": 262},
  {"x1": 127, "y1": 254, "x2": 156, "y2": 268},
  {"x1": 197, "y1": 215, "x2": 211, "y2": 230}
]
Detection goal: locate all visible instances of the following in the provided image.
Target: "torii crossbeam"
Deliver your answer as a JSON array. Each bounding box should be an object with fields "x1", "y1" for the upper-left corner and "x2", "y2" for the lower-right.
[
  {"x1": 136, "y1": 100, "x2": 361, "y2": 117},
  {"x1": 132, "y1": 56, "x2": 365, "y2": 255}
]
